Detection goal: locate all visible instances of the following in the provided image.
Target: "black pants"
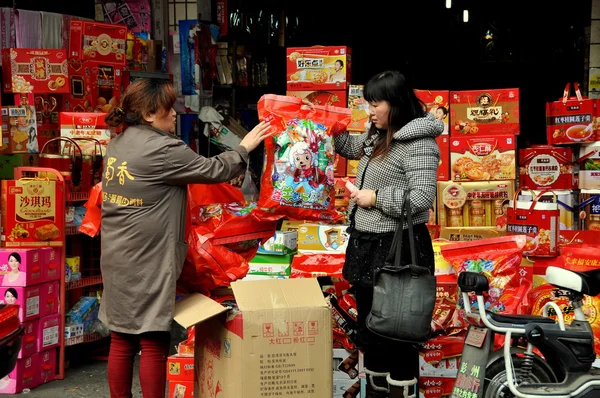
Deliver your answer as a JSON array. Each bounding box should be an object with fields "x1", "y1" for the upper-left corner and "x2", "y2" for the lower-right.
[{"x1": 345, "y1": 223, "x2": 435, "y2": 381}]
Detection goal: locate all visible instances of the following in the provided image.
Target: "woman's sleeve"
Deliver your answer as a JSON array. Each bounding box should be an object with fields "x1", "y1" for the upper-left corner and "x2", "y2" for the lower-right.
[
  {"x1": 162, "y1": 139, "x2": 248, "y2": 185},
  {"x1": 334, "y1": 132, "x2": 367, "y2": 160}
]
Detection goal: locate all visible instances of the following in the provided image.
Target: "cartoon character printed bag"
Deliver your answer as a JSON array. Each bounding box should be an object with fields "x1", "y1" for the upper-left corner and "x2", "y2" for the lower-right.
[{"x1": 255, "y1": 94, "x2": 352, "y2": 222}]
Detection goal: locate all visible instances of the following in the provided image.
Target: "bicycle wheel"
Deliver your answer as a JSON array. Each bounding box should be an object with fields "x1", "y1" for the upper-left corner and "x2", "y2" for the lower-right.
[{"x1": 484, "y1": 355, "x2": 555, "y2": 398}]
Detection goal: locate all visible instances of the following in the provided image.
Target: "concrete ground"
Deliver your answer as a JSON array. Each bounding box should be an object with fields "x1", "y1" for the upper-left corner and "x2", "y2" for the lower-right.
[{"x1": 1, "y1": 359, "x2": 143, "y2": 398}]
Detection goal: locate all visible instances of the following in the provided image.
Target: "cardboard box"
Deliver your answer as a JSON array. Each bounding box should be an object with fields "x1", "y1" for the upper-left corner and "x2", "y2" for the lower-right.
[
  {"x1": 40, "y1": 281, "x2": 59, "y2": 318},
  {"x1": 450, "y1": 135, "x2": 516, "y2": 182},
  {"x1": 257, "y1": 231, "x2": 297, "y2": 255},
  {"x1": 1, "y1": 106, "x2": 38, "y2": 154},
  {"x1": 18, "y1": 320, "x2": 39, "y2": 359},
  {"x1": 450, "y1": 89, "x2": 520, "y2": 136},
  {"x1": 38, "y1": 313, "x2": 60, "y2": 351},
  {"x1": 0, "y1": 154, "x2": 39, "y2": 180},
  {"x1": 437, "y1": 181, "x2": 515, "y2": 229},
  {"x1": 286, "y1": 46, "x2": 351, "y2": 90},
  {"x1": 174, "y1": 278, "x2": 333, "y2": 398},
  {"x1": 247, "y1": 253, "x2": 293, "y2": 277},
  {"x1": 169, "y1": 381, "x2": 194, "y2": 398},
  {"x1": 520, "y1": 145, "x2": 576, "y2": 191},
  {"x1": 0, "y1": 354, "x2": 39, "y2": 394},
  {"x1": 347, "y1": 85, "x2": 369, "y2": 132},
  {"x1": 1, "y1": 49, "x2": 69, "y2": 94},
  {"x1": 0, "y1": 285, "x2": 41, "y2": 322},
  {"x1": 579, "y1": 142, "x2": 600, "y2": 190},
  {"x1": 64, "y1": 324, "x2": 84, "y2": 339},
  {"x1": 286, "y1": 90, "x2": 347, "y2": 107},
  {"x1": 436, "y1": 135, "x2": 450, "y2": 181},
  {"x1": 167, "y1": 355, "x2": 195, "y2": 382},
  {"x1": 0, "y1": 248, "x2": 44, "y2": 287},
  {"x1": 415, "y1": 90, "x2": 450, "y2": 135},
  {"x1": 69, "y1": 20, "x2": 127, "y2": 65},
  {"x1": 297, "y1": 223, "x2": 349, "y2": 253},
  {"x1": 38, "y1": 348, "x2": 56, "y2": 384},
  {"x1": 2, "y1": 179, "x2": 65, "y2": 248}
]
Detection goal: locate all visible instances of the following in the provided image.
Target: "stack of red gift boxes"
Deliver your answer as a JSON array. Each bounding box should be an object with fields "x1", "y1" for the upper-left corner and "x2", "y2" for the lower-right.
[{"x1": 0, "y1": 248, "x2": 61, "y2": 394}]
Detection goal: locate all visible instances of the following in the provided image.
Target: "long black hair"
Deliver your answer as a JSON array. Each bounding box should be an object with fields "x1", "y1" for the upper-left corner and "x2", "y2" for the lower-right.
[{"x1": 364, "y1": 71, "x2": 425, "y2": 158}]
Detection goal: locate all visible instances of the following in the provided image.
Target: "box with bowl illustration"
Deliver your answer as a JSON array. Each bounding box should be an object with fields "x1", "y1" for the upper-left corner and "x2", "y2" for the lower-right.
[
  {"x1": 286, "y1": 46, "x2": 351, "y2": 90},
  {"x1": 578, "y1": 142, "x2": 600, "y2": 190},
  {"x1": 520, "y1": 145, "x2": 576, "y2": 190},
  {"x1": 546, "y1": 84, "x2": 599, "y2": 145}
]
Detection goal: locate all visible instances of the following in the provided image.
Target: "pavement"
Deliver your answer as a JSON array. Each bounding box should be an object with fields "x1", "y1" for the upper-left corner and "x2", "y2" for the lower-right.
[{"x1": 1, "y1": 359, "x2": 143, "y2": 398}]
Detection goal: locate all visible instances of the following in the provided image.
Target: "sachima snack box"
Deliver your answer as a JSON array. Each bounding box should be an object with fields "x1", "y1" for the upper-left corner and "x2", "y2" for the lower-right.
[
  {"x1": 286, "y1": 46, "x2": 351, "y2": 90},
  {"x1": 415, "y1": 90, "x2": 450, "y2": 135},
  {"x1": 450, "y1": 89, "x2": 520, "y2": 135},
  {"x1": 1, "y1": 179, "x2": 65, "y2": 247},
  {"x1": 1, "y1": 49, "x2": 69, "y2": 94}
]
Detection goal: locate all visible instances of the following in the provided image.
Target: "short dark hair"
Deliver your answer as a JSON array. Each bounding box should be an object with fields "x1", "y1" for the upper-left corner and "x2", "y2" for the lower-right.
[
  {"x1": 5, "y1": 288, "x2": 18, "y2": 300},
  {"x1": 8, "y1": 252, "x2": 21, "y2": 264}
]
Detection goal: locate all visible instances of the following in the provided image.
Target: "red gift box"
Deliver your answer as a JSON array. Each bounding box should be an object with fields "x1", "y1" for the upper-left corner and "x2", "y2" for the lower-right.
[
  {"x1": 63, "y1": 59, "x2": 123, "y2": 114},
  {"x1": 286, "y1": 46, "x2": 351, "y2": 90},
  {"x1": 450, "y1": 135, "x2": 516, "y2": 182},
  {"x1": 450, "y1": 89, "x2": 520, "y2": 136},
  {"x1": 507, "y1": 190, "x2": 560, "y2": 257},
  {"x1": 519, "y1": 145, "x2": 576, "y2": 190},
  {"x1": 546, "y1": 83, "x2": 599, "y2": 145},
  {"x1": 415, "y1": 90, "x2": 450, "y2": 135},
  {"x1": 436, "y1": 135, "x2": 450, "y2": 181},
  {"x1": 1, "y1": 179, "x2": 65, "y2": 248},
  {"x1": 1, "y1": 48, "x2": 69, "y2": 94},
  {"x1": 69, "y1": 20, "x2": 127, "y2": 66}
]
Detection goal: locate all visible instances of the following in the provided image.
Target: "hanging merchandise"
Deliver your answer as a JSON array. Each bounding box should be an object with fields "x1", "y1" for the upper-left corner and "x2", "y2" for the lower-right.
[
  {"x1": 102, "y1": 0, "x2": 152, "y2": 37},
  {"x1": 179, "y1": 20, "x2": 199, "y2": 96},
  {"x1": 255, "y1": 95, "x2": 351, "y2": 222}
]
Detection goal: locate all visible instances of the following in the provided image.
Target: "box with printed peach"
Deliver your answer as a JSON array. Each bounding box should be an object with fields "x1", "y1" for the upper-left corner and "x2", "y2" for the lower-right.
[
  {"x1": 1, "y1": 49, "x2": 69, "y2": 94},
  {"x1": 450, "y1": 135, "x2": 516, "y2": 182}
]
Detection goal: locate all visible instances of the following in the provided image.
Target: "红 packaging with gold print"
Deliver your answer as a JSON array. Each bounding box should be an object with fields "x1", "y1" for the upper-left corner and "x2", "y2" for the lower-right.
[
  {"x1": 60, "y1": 112, "x2": 110, "y2": 156},
  {"x1": 1, "y1": 49, "x2": 69, "y2": 94},
  {"x1": 450, "y1": 89, "x2": 520, "y2": 136},
  {"x1": 69, "y1": 21, "x2": 127, "y2": 66},
  {"x1": 2, "y1": 179, "x2": 65, "y2": 247}
]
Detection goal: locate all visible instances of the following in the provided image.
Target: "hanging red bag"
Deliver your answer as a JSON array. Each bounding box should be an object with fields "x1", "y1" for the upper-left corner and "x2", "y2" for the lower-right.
[
  {"x1": 80, "y1": 182, "x2": 103, "y2": 237},
  {"x1": 506, "y1": 189, "x2": 560, "y2": 257},
  {"x1": 255, "y1": 94, "x2": 352, "y2": 222},
  {"x1": 546, "y1": 83, "x2": 599, "y2": 145}
]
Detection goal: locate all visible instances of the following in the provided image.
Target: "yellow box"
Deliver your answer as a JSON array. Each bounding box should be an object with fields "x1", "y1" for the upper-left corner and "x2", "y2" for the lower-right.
[
  {"x1": 66, "y1": 256, "x2": 80, "y2": 274},
  {"x1": 347, "y1": 160, "x2": 359, "y2": 177},
  {"x1": 439, "y1": 227, "x2": 506, "y2": 242},
  {"x1": 297, "y1": 223, "x2": 349, "y2": 253}
]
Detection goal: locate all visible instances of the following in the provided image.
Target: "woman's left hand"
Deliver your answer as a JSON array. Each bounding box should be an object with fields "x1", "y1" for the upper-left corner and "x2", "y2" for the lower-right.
[{"x1": 351, "y1": 189, "x2": 375, "y2": 208}]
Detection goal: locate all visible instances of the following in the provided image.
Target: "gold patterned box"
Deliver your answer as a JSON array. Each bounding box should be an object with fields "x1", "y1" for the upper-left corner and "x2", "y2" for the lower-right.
[
  {"x1": 69, "y1": 20, "x2": 127, "y2": 66},
  {"x1": 1, "y1": 49, "x2": 69, "y2": 94}
]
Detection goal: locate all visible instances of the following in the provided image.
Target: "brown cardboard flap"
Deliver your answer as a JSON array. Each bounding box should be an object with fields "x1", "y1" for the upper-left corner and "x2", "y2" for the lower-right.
[
  {"x1": 231, "y1": 278, "x2": 326, "y2": 312},
  {"x1": 173, "y1": 293, "x2": 230, "y2": 329}
]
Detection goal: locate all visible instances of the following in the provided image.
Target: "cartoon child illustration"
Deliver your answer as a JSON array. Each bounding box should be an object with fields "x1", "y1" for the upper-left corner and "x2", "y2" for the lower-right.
[
  {"x1": 288, "y1": 142, "x2": 326, "y2": 188},
  {"x1": 2, "y1": 253, "x2": 25, "y2": 285},
  {"x1": 2, "y1": 288, "x2": 18, "y2": 305}
]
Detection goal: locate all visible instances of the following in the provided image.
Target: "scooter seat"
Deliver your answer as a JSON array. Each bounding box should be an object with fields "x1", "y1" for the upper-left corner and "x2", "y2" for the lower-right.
[
  {"x1": 487, "y1": 312, "x2": 555, "y2": 325},
  {"x1": 546, "y1": 266, "x2": 600, "y2": 297}
]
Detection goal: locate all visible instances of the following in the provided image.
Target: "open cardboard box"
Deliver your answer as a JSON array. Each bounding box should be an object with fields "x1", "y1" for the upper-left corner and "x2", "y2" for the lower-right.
[{"x1": 174, "y1": 278, "x2": 333, "y2": 398}]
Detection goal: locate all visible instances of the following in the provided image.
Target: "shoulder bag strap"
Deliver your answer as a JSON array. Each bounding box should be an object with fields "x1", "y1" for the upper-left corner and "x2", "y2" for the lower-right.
[{"x1": 386, "y1": 190, "x2": 418, "y2": 267}]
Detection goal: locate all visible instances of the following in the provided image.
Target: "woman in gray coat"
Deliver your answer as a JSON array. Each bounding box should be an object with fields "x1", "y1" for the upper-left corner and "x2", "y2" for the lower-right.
[{"x1": 101, "y1": 79, "x2": 271, "y2": 398}]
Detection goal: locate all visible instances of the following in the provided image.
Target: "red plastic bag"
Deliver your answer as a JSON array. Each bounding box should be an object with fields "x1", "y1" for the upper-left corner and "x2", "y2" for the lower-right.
[
  {"x1": 80, "y1": 182, "x2": 103, "y2": 237},
  {"x1": 255, "y1": 94, "x2": 351, "y2": 222},
  {"x1": 290, "y1": 253, "x2": 346, "y2": 278},
  {"x1": 441, "y1": 236, "x2": 532, "y2": 325}
]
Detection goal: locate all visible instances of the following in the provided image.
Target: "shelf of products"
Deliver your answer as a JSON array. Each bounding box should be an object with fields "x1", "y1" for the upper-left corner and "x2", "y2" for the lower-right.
[
  {"x1": 65, "y1": 332, "x2": 104, "y2": 347},
  {"x1": 65, "y1": 225, "x2": 81, "y2": 236},
  {"x1": 66, "y1": 276, "x2": 103, "y2": 291}
]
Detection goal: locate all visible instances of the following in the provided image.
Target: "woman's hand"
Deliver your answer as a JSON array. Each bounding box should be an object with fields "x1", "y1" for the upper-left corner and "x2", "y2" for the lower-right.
[
  {"x1": 240, "y1": 121, "x2": 272, "y2": 152},
  {"x1": 351, "y1": 189, "x2": 376, "y2": 208}
]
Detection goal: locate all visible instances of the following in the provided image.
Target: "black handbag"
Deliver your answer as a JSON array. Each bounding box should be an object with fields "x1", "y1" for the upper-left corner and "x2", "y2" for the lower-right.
[{"x1": 366, "y1": 191, "x2": 436, "y2": 343}]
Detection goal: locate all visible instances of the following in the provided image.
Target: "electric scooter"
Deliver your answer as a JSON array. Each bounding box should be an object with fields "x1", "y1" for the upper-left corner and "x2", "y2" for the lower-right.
[{"x1": 457, "y1": 266, "x2": 600, "y2": 398}]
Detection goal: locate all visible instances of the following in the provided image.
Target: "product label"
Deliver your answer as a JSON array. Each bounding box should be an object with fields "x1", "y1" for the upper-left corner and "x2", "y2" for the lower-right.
[
  {"x1": 26, "y1": 295, "x2": 40, "y2": 317},
  {"x1": 527, "y1": 154, "x2": 560, "y2": 186},
  {"x1": 43, "y1": 325, "x2": 59, "y2": 347}
]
